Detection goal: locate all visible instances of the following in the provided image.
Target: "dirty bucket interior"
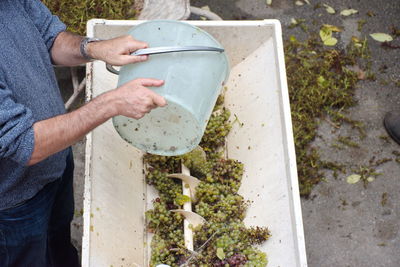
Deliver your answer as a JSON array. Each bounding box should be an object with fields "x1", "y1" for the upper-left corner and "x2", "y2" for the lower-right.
[{"x1": 83, "y1": 20, "x2": 307, "y2": 267}]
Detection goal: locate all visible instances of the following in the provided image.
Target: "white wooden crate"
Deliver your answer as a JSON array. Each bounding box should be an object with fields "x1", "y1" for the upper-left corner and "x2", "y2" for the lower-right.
[{"x1": 83, "y1": 19, "x2": 307, "y2": 267}]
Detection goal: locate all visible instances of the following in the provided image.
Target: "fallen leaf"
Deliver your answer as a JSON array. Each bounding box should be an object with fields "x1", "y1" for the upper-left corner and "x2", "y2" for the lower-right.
[
  {"x1": 323, "y1": 4, "x2": 335, "y2": 14},
  {"x1": 366, "y1": 11, "x2": 375, "y2": 17},
  {"x1": 304, "y1": 0, "x2": 311, "y2": 4},
  {"x1": 319, "y1": 27, "x2": 332, "y2": 41},
  {"x1": 319, "y1": 26, "x2": 338, "y2": 46},
  {"x1": 323, "y1": 24, "x2": 343, "y2": 32},
  {"x1": 216, "y1": 248, "x2": 225, "y2": 260},
  {"x1": 340, "y1": 9, "x2": 358, "y2": 16},
  {"x1": 381, "y1": 192, "x2": 388, "y2": 206},
  {"x1": 266, "y1": 0, "x2": 272, "y2": 5},
  {"x1": 366, "y1": 177, "x2": 375, "y2": 182},
  {"x1": 324, "y1": 37, "x2": 338, "y2": 46},
  {"x1": 370, "y1": 33, "x2": 393, "y2": 42},
  {"x1": 346, "y1": 174, "x2": 361, "y2": 184},
  {"x1": 352, "y1": 36, "x2": 361, "y2": 43},
  {"x1": 295, "y1": 1, "x2": 304, "y2": 6},
  {"x1": 291, "y1": 18, "x2": 298, "y2": 25}
]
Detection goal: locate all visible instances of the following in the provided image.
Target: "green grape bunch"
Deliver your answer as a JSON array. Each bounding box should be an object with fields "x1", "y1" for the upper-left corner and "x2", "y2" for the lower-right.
[{"x1": 144, "y1": 92, "x2": 270, "y2": 267}]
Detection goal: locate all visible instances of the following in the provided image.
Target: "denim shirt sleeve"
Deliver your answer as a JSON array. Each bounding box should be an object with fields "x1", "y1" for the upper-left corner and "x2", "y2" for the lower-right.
[
  {"x1": 18, "y1": 0, "x2": 67, "y2": 51},
  {"x1": 0, "y1": 81, "x2": 35, "y2": 165}
]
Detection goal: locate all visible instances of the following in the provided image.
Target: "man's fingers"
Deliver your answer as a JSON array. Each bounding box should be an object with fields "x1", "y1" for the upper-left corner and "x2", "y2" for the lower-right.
[
  {"x1": 126, "y1": 36, "x2": 148, "y2": 50},
  {"x1": 115, "y1": 55, "x2": 147, "y2": 66},
  {"x1": 135, "y1": 78, "x2": 165, "y2": 88},
  {"x1": 151, "y1": 94, "x2": 167, "y2": 107}
]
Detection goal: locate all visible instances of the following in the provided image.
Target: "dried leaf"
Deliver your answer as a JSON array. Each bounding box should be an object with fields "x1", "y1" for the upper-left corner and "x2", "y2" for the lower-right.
[
  {"x1": 291, "y1": 18, "x2": 298, "y2": 25},
  {"x1": 216, "y1": 248, "x2": 225, "y2": 260},
  {"x1": 295, "y1": 1, "x2": 304, "y2": 6},
  {"x1": 346, "y1": 174, "x2": 361, "y2": 184},
  {"x1": 304, "y1": 0, "x2": 311, "y2": 4},
  {"x1": 366, "y1": 177, "x2": 375, "y2": 182},
  {"x1": 323, "y1": 4, "x2": 335, "y2": 14},
  {"x1": 352, "y1": 36, "x2": 361, "y2": 43},
  {"x1": 323, "y1": 24, "x2": 342, "y2": 32},
  {"x1": 370, "y1": 33, "x2": 393, "y2": 42},
  {"x1": 340, "y1": 9, "x2": 358, "y2": 16},
  {"x1": 266, "y1": 0, "x2": 272, "y2": 6}
]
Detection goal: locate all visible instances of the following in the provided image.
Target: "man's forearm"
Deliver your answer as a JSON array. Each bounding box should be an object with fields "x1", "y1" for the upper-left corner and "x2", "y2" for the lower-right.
[
  {"x1": 27, "y1": 92, "x2": 116, "y2": 165},
  {"x1": 51, "y1": 31, "x2": 88, "y2": 66},
  {"x1": 27, "y1": 77, "x2": 165, "y2": 166},
  {"x1": 51, "y1": 32, "x2": 149, "y2": 67}
]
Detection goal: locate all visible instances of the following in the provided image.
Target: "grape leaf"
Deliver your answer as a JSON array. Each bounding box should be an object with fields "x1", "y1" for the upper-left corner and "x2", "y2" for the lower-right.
[
  {"x1": 340, "y1": 9, "x2": 358, "y2": 16},
  {"x1": 323, "y1": 24, "x2": 342, "y2": 32},
  {"x1": 369, "y1": 33, "x2": 393, "y2": 42},
  {"x1": 323, "y1": 4, "x2": 335, "y2": 14},
  {"x1": 319, "y1": 27, "x2": 332, "y2": 41},
  {"x1": 346, "y1": 174, "x2": 361, "y2": 184},
  {"x1": 216, "y1": 248, "x2": 225, "y2": 260},
  {"x1": 295, "y1": 1, "x2": 304, "y2": 6},
  {"x1": 367, "y1": 177, "x2": 375, "y2": 182},
  {"x1": 324, "y1": 37, "x2": 338, "y2": 46}
]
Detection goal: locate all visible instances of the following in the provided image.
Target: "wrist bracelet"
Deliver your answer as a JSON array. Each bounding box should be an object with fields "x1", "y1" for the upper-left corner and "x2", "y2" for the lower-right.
[{"x1": 80, "y1": 37, "x2": 101, "y2": 61}]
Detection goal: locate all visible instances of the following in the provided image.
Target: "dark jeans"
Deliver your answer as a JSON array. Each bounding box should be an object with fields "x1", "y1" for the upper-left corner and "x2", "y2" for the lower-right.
[{"x1": 0, "y1": 150, "x2": 80, "y2": 267}]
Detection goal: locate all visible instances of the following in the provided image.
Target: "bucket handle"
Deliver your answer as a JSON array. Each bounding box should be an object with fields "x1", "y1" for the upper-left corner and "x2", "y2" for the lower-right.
[{"x1": 106, "y1": 46, "x2": 224, "y2": 75}]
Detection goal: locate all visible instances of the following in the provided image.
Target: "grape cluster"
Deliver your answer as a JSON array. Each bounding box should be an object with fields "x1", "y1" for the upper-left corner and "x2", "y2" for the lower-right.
[
  {"x1": 200, "y1": 107, "x2": 232, "y2": 158},
  {"x1": 242, "y1": 247, "x2": 268, "y2": 267},
  {"x1": 211, "y1": 159, "x2": 244, "y2": 193},
  {"x1": 195, "y1": 193, "x2": 247, "y2": 222},
  {"x1": 146, "y1": 200, "x2": 188, "y2": 266},
  {"x1": 145, "y1": 168, "x2": 181, "y2": 203},
  {"x1": 213, "y1": 253, "x2": 247, "y2": 267},
  {"x1": 144, "y1": 154, "x2": 181, "y2": 173},
  {"x1": 191, "y1": 219, "x2": 270, "y2": 266},
  {"x1": 179, "y1": 147, "x2": 211, "y2": 178},
  {"x1": 143, "y1": 93, "x2": 270, "y2": 267}
]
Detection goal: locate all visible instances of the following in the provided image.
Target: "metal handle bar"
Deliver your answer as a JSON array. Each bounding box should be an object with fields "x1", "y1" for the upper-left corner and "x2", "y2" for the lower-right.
[{"x1": 106, "y1": 46, "x2": 224, "y2": 75}]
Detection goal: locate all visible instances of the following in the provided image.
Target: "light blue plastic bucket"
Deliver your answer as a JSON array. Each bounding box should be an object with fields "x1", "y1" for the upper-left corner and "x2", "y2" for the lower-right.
[{"x1": 109, "y1": 20, "x2": 230, "y2": 156}]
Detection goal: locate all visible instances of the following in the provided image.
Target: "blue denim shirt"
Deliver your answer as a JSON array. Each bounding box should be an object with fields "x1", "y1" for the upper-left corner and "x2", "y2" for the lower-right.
[{"x1": 0, "y1": 0, "x2": 68, "y2": 210}]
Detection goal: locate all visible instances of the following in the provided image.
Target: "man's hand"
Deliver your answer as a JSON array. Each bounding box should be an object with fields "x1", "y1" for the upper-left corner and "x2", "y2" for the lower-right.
[
  {"x1": 51, "y1": 32, "x2": 149, "y2": 66},
  {"x1": 28, "y1": 78, "x2": 166, "y2": 165},
  {"x1": 107, "y1": 78, "x2": 167, "y2": 119},
  {"x1": 88, "y1": 35, "x2": 149, "y2": 66}
]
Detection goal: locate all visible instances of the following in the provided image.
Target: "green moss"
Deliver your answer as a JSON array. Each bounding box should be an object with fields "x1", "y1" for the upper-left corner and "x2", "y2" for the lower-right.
[
  {"x1": 43, "y1": 0, "x2": 139, "y2": 35},
  {"x1": 285, "y1": 33, "x2": 370, "y2": 196},
  {"x1": 337, "y1": 136, "x2": 360, "y2": 148}
]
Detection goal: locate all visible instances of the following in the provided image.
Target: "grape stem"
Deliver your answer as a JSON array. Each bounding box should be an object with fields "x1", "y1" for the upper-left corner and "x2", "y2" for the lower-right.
[{"x1": 179, "y1": 230, "x2": 220, "y2": 267}]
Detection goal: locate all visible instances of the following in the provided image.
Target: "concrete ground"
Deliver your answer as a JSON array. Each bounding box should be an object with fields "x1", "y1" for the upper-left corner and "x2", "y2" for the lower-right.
[{"x1": 58, "y1": 0, "x2": 400, "y2": 266}]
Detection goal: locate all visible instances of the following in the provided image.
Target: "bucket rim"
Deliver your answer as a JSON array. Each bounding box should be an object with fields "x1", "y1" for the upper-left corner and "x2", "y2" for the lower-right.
[{"x1": 127, "y1": 19, "x2": 230, "y2": 82}]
